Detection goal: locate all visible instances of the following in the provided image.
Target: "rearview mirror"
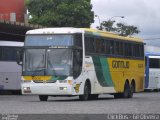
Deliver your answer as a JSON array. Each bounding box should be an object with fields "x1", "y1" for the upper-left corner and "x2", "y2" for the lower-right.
[{"x1": 17, "y1": 50, "x2": 23, "y2": 66}]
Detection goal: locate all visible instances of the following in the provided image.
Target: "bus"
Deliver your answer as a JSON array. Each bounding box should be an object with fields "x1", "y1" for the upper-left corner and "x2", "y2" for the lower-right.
[
  {"x1": 20, "y1": 28, "x2": 144, "y2": 101},
  {"x1": 0, "y1": 41, "x2": 23, "y2": 93},
  {"x1": 145, "y1": 45, "x2": 160, "y2": 91}
]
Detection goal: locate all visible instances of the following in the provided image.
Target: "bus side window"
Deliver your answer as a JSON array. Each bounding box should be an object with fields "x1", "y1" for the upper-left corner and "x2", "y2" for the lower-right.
[
  {"x1": 140, "y1": 44, "x2": 144, "y2": 58},
  {"x1": 0, "y1": 47, "x2": 2, "y2": 60},
  {"x1": 119, "y1": 42, "x2": 124, "y2": 56},
  {"x1": 85, "y1": 37, "x2": 95, "y2": 54},
  {"x1": 114, "y1": 41, "x2": 119, "y2": 55},
  {"x1": 73, "y1": 49, "x2": 83, "y2": 79},
  {"x1": 110, "y1": 41, "x2": 114, "y2": 55},
  {"x1": 105, "y1": 40, "x2": 110, "y2": 55},
  {"x1": 135, "y1": 44, "x2": 140, "y2": 58},
  {"x1": 85, "y1": 37, "x2": 90, "y2": 53},
  {"x1": 74, "y1": 34, "x2": 82, "y2": 48},
  {"x1": 96, "y1": 38, "x2": 104, "y2": 53},
  {"x1": 124, "y1": 43, "x2": 131, "y2": 57},
  {"x1": 3, "y1": 47, "x2": 16, "y2": 61},
  {"x1": 16, "y1": 48, "x2": 23, "y2": 65},
  {"x1": 145, "y1": 56, "x2": 148, "y2": 67}
]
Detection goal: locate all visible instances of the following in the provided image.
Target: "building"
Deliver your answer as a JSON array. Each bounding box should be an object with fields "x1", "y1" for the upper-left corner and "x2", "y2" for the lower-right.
[
  {"x1": 0, "y1": 0, "x2": 26, "y2": 22},
  {"x1": 0, "y1": 0, "x2": 42, "y2": 42}
]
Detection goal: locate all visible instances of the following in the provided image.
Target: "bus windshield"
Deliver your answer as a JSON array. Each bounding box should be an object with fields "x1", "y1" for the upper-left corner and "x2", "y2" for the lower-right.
[{"x1": 23, "y1": 49, "x2": 72, "y2": 76}]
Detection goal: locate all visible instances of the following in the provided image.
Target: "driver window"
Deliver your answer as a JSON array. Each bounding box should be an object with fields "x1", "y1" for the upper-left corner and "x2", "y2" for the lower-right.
[{"x1": 73, "y1": 49, "x2": 83, "y2": 79}]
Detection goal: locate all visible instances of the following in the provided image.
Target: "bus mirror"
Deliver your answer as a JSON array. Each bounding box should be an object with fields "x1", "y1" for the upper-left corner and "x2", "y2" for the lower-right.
[{"x1": 17, "y1": 50, "x2": 23, "y2": 66}]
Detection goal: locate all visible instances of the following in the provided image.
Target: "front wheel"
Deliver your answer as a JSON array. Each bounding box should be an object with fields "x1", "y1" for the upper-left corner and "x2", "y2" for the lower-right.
[
  {"x1": 39, "y1": 95, "x2": 48, "y2": 101},
  {"x1": 89, "y1": 94, "x2": 99, "y2": 100},
  {"x1": 79, "y1": 82, "x2": 90, "y2": 101}
]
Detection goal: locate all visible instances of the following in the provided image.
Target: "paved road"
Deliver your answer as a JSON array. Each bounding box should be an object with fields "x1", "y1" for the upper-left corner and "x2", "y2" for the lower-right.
[{"x1": 0, "y1": 92, "x2": 160, "y2": 114}]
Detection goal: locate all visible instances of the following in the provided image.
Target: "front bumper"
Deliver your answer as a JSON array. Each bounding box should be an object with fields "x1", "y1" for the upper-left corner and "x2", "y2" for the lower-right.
[{"x1": 21, "y1": 82, "x2": 73, "y2": 95}]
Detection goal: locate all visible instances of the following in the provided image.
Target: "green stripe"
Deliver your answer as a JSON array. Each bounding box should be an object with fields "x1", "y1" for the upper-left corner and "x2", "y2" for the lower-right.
[{"x1": 92, "y1": 56, "x2": 114, "y2": 87}]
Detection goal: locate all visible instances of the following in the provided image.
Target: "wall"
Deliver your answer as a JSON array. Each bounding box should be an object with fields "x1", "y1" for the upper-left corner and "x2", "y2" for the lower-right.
[{"x1": 0, "y1": 0, "x2": 26, "y2": 22}]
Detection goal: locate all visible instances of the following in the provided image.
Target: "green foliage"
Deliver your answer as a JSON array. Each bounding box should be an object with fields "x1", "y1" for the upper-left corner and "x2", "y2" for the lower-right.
[
  {"x1": 25, "y1": 0, "x2": 94, "y2": 27},
  {"x1": 100, "y1": 20, "x2": 116, "y2": 31},
  {"x1": 116, "y1": 23, "x2": 140, "y2": 36},
  {"x1": 97, "y1": 20, "x2": 140, "y2": 36}
]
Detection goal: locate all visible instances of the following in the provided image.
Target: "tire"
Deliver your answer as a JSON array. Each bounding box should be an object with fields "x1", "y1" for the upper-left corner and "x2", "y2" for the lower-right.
[
  {"x1": 114, "y1": 93, "x2": 122, "y2": 99},
  {"x1": 89, "y1": 94, "x2": 99, "y2": 100},
  {"x1": 79, "y1": 82, "x2": 90, "y2": 101},
  {"x1": 122, "y1": 82, "x2": 130, "y2": 98},
  {"x1": 128, "y1": 82, "x2": 135, "y2": 98},
  {"x1": 39, "y1": 95, "x2": 48, "y2": 101},
  {"x1": 154, "y1": 89, "x2": 160, "y2": 92}
]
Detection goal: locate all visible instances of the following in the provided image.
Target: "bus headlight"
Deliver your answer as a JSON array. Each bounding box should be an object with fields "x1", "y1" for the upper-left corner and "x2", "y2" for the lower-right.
[
  {"x1": 23, "y1": 87, "x2": 31, "y2": 93},
  {"x1": 59, "y1": 87, "x2": 67, "y2": 90}
]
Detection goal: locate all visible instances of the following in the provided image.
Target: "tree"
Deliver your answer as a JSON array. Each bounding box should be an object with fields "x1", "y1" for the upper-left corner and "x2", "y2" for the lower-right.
[
  {"x1": 25, "y1": 0, "x2": 94, "y2": 27},
  {"x1": 100, "y1": 20, "x2": 116, "y2": 31},
  {"x1": 97, "y1": 20, "x2": 140, "y2": 36},
  {"x1": 116, "y1": 23, "x2": 140, "y2": 36}
]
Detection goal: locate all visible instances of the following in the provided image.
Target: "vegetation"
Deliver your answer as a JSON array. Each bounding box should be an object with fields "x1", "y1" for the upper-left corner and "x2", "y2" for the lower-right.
[
  {"x1": 25, "y1": 0, "x2": 94, "y2": 27},
  {"x1": 97, "y1": 20, "x2": 140, "y2": 36}
]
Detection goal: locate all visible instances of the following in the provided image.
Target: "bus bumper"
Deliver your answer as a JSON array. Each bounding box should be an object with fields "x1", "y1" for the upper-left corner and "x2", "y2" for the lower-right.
[{"x1": 21, "y1": 83, "x2": 73, "y2": 95}]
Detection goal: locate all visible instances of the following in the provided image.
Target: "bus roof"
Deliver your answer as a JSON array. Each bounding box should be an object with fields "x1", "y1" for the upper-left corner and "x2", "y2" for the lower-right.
[
  {"x1": 0, "y1": 41, "x2": 24, "y2": 47},
  {"x1": 145, "y1": 52, "x2": 160, "y2": 56},
  {"x1": 81, "y1": 28, "x2": 143, "y2": 43},
  {"x1": 26, "y1": 27, "x2": 143, "y2": 43}
]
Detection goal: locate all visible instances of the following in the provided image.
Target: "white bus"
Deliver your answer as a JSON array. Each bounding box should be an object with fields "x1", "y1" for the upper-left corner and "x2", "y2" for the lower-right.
[
  {"x1": 145, "y1": 46, "x2": 160, "y2": 91},
  {"x1": 20, "y1": 28, "x2": 144, "y2": 101},
  {"x1": 0, "y1": 41, "x2": 23, "y2": 93}
]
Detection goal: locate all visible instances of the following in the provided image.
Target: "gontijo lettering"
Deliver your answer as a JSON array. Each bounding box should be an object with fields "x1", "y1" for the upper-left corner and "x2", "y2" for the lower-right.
[{"x1": 112, "y1": 60, "x2": 130, "y2": 69}]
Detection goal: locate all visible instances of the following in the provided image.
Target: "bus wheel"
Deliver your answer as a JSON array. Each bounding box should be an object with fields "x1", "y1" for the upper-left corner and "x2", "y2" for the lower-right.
[
  {"x1": 122, "y1": 82, "x2": 130, "y2": 98},
  {"x1": 128, "y1": 82, "x2": 135, "y2": 98},
  {"x1": 89, "y1": 94, "x2": 99, "y2": 100},
  {"x1": 39, "y1": 95, "x2": 48, "y2": 101},
  {"x1": 79, "y1": 82, "x2": 90, "y2": 101},
  {"x1": 114, "y1": 93, "x2": 122, "y2": 99}
]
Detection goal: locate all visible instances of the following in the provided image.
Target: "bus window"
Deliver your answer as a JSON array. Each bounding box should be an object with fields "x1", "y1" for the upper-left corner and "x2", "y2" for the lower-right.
[
  {"x1": 149, "y1": 58, "x2": 160, "y2": 68},
  {"x1": 73, "y1": 49, "x2": 83, "y2": 79},
  {"x1": 140, "y1": 44, "x2": 144, "y2": 58},
  {"x1": 3, "y1": 47, "x2": 17, "y2": 61},
  {"x1": 96, "y1": 38, "x2": 104, "y2": 54},
  {"x1": 125, "y1": 43, "x2": 132, "y2": 57},
  {"x1": 0, "y1": 47, "x2": 2, "y2": 60},
  {"x1": 74, "y1": 34, "x2": 82, "y2": 48},
  {"x1": 114, "y1": 41, "x2": 119, "y2": 55},
  {"x1": 119, "y1": 42, "x2": 124, "y2": 56},
  {"x1": 110, "y1": 41, "x2": 114, "y2": 55},
  {"x1": 85, "y1": 37, "x2": 95, "y2": 54},
  {"x1": 105, "y1": 40, "x2": 111, "y2": 55},
  {"x1": 145, "y1": 56, "x2": 148, "y2": 67}
]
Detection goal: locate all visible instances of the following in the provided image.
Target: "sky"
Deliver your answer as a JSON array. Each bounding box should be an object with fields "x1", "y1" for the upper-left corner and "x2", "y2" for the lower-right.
[{"x1": 91, "y1": 0, "x2": 160, "y2": 46}]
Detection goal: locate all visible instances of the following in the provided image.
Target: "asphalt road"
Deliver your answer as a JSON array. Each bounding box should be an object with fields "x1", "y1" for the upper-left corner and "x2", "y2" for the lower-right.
[{"x1": 0, "y1": 92, "x2": 160, "y2": 114}]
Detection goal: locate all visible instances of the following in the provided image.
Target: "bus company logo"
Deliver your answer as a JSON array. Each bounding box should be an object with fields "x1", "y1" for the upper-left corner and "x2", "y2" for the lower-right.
[
  {"x1": 74, "y1": 84, "x2": 81, "y2": 93},
  {"x1": 32, "y1": 76, "x2": 41, "y2": 80},
  {"x1": 112, "y1": 60, "x2": 130, "y2": 69}
]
